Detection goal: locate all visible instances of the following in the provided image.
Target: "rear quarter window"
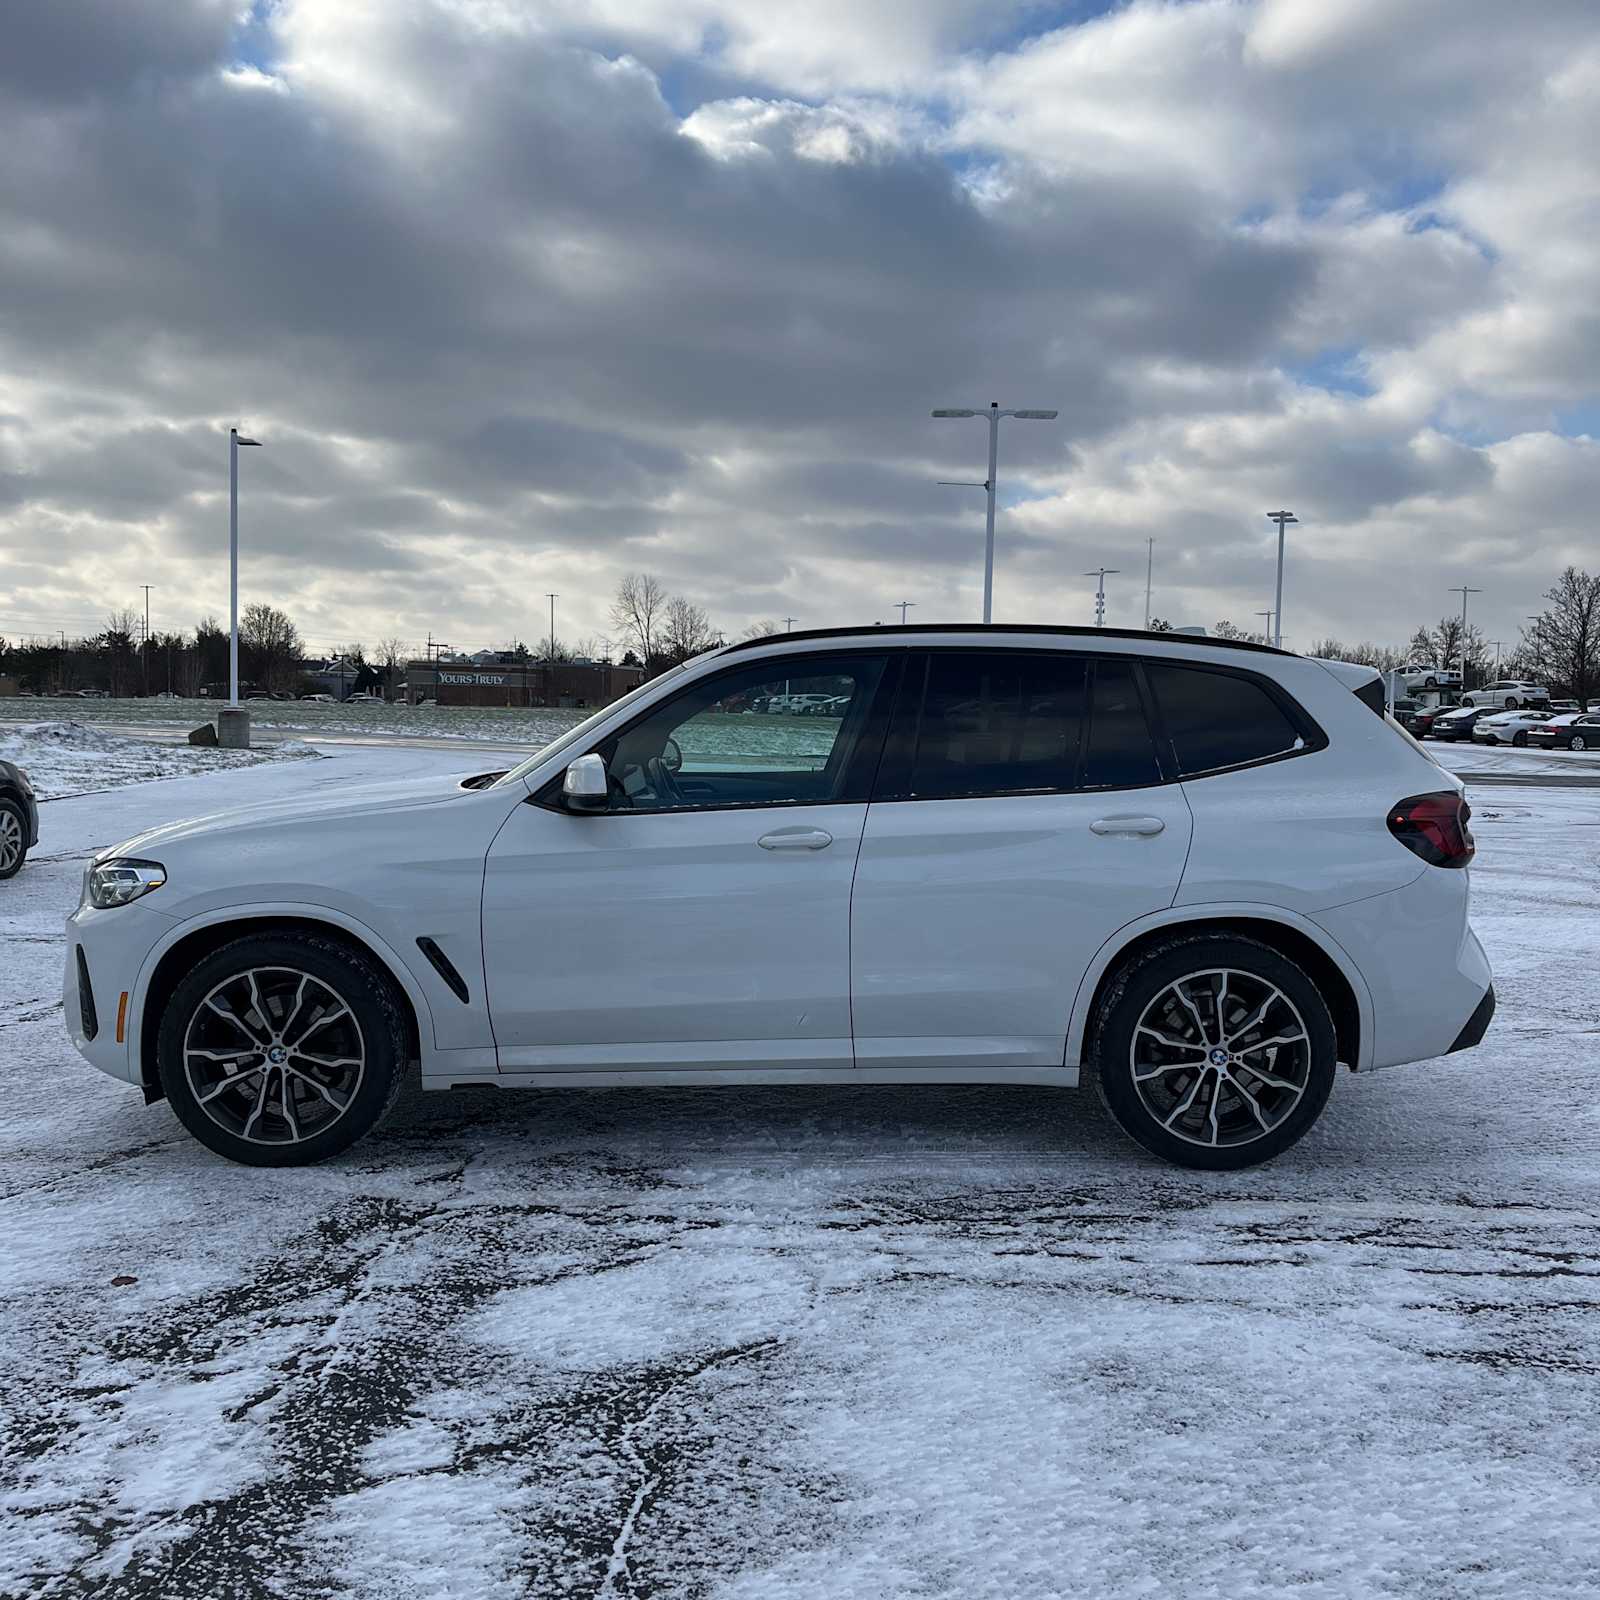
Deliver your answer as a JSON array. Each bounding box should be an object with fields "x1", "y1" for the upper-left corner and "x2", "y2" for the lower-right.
[{"x1": 1146, "y1": 662, "x2": 1315, "y2": 777}]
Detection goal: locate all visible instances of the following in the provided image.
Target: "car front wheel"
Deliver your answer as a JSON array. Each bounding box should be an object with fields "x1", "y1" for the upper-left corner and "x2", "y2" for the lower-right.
[
  {"x1": 1092, "y1": 935, "x2": 1338, "y2": 1171},
  {"x1": 1505, "y1": 696, "x2": 1518, "y2": 709},
  {"x1": 0, "y1": 797, "x2": 27, "y2": 879},
  {"x1": 157, "y1": 931, "x2": 410, "y2": 1166},
  {"x1": 1513, "y1": 731, "x2": 1528, "y2": 747},
  {"x1": 1572, "y1": 735, "x2": 1588, "y2": 751}
]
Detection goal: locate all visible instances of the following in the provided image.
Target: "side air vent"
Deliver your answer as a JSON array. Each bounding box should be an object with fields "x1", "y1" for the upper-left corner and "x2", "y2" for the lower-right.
[
  {"x1": 75, "y1": 946, "x2": 99, "y2": 1040},
  {"x1": 416, "y1": 936, "x2": 470, "y2": 1004}
]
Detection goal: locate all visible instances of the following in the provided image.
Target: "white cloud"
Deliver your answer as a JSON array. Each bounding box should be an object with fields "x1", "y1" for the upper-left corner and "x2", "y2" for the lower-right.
[{"x1": 0, "y1": 0, "x2": 1596, "y2": 658}]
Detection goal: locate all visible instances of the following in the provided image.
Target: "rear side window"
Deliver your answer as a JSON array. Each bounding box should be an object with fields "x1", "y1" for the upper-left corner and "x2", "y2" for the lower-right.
[
  {"x1": 1083, "y1": 659, "x2": 1162, "y2": 789},
  {"x1": 1146, "y1": 662, "x2": 1309, "y2": 777},
  {"x1": 899, "y1": 652, "x2": 1088, "y2": 798}
]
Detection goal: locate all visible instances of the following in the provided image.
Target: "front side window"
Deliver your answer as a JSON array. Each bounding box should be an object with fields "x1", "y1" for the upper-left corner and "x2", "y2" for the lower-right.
[
  {"x1": 1146, "y1": 662, "x2": 1310, "y2": 776},
  {"x1": 595, "y1": 655, "x2": 887, "y2": 812}
]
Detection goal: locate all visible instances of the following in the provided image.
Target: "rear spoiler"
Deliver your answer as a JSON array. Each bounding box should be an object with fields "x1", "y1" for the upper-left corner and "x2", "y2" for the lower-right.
[{"x1": 1312, "y1": 658, "x2": 1387, "y2": 716}]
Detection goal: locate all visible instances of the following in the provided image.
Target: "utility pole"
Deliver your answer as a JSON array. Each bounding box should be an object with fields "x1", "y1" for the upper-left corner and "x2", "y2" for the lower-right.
[
  {"x1": 140, "y1": 584, "x2": 152, "y2": 697},
  {"x1": 1255, "y1": 609, "x2": 1274, "y2": 643},
  {"x1": 933, "y1": 401, "x2": 1059, "y2": 623},
  {"x1": 782, "y1": 617, "x2": 797, "y2": 631},
  {"x1": 1266, "y1": 510, "x2": 1298, "y2": 649},
  {"x1": 229, "y1": 427, "x2": 263, "y2": 705},
  {"x1": 546, "y1": 593, "x2": 558, "y2": 659},
  {"x1": 896, "y1": 601, "x2": 915, "y2": 626},
  {"x1": 1143, "y1": 538, "x2": 1154, "y2": 631},
  {"x1": 1448, "y1": 585, "x2": 1481, "y2": 691},
  {"x1": 1085, "y1": 568, "x2": 1119, "y2": 627}
]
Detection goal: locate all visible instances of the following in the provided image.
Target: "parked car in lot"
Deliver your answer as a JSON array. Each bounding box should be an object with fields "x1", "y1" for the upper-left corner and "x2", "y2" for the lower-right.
[
  {"x1": 1428, "y1": 706, "x2": 1484, "y2": 741},
  {"x1": 1471, "y1": 708, "x2": 1553, "y2": 746},
  {"x1": 0, "y1": 760, "x2": 40, "y2": 879},
  {"x1": 1398, "y1": 663, "x2": 1461, "y2": 691},
  {"x1": 65, "y1": 625, "x2": 1494, "y2": 1173},
  {"x1": 1403, "y1": 705, "x2": 1449, "y2": 739},
  {"x1": 1527, "y1": 712, "x2": 1600, "y2": 751},
  {"x1": 1462, "y1": 679, "x2": 1549, "y2": 709}
]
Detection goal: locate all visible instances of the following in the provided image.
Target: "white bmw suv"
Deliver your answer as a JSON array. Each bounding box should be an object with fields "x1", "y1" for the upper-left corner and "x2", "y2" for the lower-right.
[{"x1": 65, "y1": 626, "x2": 1494, "y2": 1171}]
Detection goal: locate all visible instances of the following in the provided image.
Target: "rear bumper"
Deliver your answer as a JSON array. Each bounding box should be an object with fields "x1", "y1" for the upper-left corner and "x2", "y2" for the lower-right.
[
  {"x1": 1447, "y1": 985, "x2": 1496, "y2": 1054},
  {"x1": 1310, "y1": 867, "x2": 1493, "y2": 1071}
]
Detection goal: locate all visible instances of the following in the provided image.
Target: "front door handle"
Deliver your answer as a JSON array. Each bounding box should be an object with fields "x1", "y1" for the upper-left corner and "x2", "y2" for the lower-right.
[
  {"x1": 758, "y1": 827, "x2": 834, "y2": 851},
  {"x1": 1090, "y1": 815, "x2": 1166, "y2": 837}
]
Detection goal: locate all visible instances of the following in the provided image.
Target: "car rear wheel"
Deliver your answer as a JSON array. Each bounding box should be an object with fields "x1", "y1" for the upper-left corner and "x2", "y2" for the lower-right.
[
  {"x1": 157, "y1": 931, "x2": 410, "y2": 1166},
  {"x1": 1572, "y1": 735, "x2": 1588, "y2": 751},
  {"x1": 0, "y1": 798, "x2": 26, "y2": 879},
  {"x1": 1504, "y1": 696, "x2": 1518, "y2": 709},
  {"x1": 1092, "y1": 935, "x2": 1338, "y2": 1171}
]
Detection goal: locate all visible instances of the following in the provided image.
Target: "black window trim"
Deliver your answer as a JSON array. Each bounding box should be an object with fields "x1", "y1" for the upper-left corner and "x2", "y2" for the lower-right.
[
  {"x1": 532, "y1": 649, "x2": 903, "y2": 817},
  {"x1": 1140, "y1": 656, "x2": 1328, "y2": 782}
]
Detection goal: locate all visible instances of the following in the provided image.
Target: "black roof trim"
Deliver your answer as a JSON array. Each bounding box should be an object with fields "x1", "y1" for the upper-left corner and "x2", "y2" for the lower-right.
[{"x1": 720, "y1": 623, "x2": 1293, "y2": 658}]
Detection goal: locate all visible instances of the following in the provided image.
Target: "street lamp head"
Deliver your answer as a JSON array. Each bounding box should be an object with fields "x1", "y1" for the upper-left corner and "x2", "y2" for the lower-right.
[
  {"x1": 1266, "y1": 510, "x2": 1297, "y2": 524},
  {"x1": 932, "y1": 409, "x2": 978, "y2": 418},
  {"x1": 236, "y1": 436, "x2": 262, "y2": 447},
  {"x1": 1011, "y1": 410, "x2": 1059, "y2": 420}
]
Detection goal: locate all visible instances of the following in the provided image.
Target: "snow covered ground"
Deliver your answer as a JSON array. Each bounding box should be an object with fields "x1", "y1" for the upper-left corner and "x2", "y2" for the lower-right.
[
  {"x1": 0, "y1": 721, "x2": 318, "y2": 801},
  {"x1": 2, "y1": 745, "x2": 1599, "y2": 1599},
  {"x1": 2, "y1": 695, "x2": 588, "y2": 746}
]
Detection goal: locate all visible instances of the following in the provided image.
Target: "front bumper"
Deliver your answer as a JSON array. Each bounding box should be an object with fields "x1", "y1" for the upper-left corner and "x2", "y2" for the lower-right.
[{"x1": 63, "y1": 899, "x2": 176, "y2": 1087}]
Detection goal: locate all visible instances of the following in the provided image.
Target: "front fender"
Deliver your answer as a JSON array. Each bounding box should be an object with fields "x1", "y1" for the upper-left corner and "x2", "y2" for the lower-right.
[
  {"x1": 127, "y1": 900, "x2": 465, "y2": 1078},
  {"x1": 1063, "y1": 901, "x2": 1376, "y2": 1073}
]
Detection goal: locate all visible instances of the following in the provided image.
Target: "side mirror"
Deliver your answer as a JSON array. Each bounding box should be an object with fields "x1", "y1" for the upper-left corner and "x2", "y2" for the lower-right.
[{"x1": 562, "y1": 752, "x2": 609, "y2": 812}]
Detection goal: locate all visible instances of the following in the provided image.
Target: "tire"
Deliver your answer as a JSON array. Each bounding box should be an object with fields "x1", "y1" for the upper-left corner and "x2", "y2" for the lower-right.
[
  {"x1": 0, "y1": 797, "x2": 26, "y2": 879},
  {"x1": 156, "y1": 931, "x2": 410, "y2": 1167},
  {"x1": 1513, "y1": 731, "x2": 1528, "y2": 747},
  {"x1": 1505, "y1": 697, "x2": 1518, "y2": 709},
  {"x1": 1425, "y1": 676, "x2": 1437, "y2": 688},
  {"x1": 1091, "y1": 934, "x2": 1338, "y2": 1171},
  {"x1": 1572, "y1": 736, "x2": 1587, "y2": 752}
]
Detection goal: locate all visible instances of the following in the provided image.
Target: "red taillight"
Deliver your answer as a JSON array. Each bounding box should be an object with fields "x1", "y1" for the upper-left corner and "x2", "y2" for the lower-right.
[{"x1": 1388, "y1": 791, "x2": 1475, "y2": 868}]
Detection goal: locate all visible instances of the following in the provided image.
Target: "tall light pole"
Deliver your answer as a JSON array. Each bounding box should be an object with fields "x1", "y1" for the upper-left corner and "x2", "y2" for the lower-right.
[
  {"x1": 1448, "y1": 585, "x2": 1481, "y2": 690},
  {"x1": 1086, "y1": 568, "x2": 1119, "y2": 627},
  {"x1": 1266, "y1": 511, "x2": 1297, "y2": 649},
  {"x1": 546, "y1": 593, "x2": 558, "y2": 659},
  {"x1": 896, "y1": 600, "x2": 915, "y2": 626},
  {"x1": 933, "y1": 402, "x2": 1059, "y2": 624},
  {"x1": 1143, "y1": 538, "x2": 1154, "y2": 631},
  {"x1": 229, "y1": 427, "x2": 263, "y2": 706},
  {"x1": 140, "y1": 583, "x2": 153, "y2": 697}
]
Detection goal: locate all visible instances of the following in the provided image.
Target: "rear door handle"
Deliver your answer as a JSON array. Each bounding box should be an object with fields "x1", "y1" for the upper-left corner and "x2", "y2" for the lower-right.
[
  {"x1": 1090, "y1": 815, "x2": 1166, "y2": 837},
  {"x1": 758, "y1": 827, "x2": 834, "y2": 851}
]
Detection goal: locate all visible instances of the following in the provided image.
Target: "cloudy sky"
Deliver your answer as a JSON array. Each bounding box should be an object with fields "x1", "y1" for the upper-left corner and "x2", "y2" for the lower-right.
[{"x1": 2, "y1": 0, "x2": 1597, "y2": 659}]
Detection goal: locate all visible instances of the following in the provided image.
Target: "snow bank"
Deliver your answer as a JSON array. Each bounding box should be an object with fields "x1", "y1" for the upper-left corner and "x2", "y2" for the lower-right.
[{"x1": 0, "y1": 720, "x2": 319, "y2": 800}]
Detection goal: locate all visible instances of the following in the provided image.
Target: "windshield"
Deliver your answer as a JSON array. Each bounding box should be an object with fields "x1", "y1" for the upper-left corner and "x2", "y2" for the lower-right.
[{"x1": 489, "y1": 666, "x2": 687, "y2": 790}]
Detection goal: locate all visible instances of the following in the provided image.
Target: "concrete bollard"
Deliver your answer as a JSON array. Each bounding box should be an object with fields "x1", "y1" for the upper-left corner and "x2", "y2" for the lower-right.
[{"x1": 216, "y1": 707, "x2": 251, "y2": 750}]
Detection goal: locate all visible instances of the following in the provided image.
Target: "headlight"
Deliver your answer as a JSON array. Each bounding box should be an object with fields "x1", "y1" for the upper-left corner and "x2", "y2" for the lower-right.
[{"x1": 87, "y1": 859, "x2": 167, "y2": 909}]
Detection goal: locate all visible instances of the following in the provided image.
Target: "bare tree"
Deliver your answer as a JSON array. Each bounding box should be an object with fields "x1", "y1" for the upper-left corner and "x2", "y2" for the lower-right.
[
  {"x1": 660, "y1": 595, "x2": 718, "y2": 665},
  {"x1": 1524, "y1": 566, "x2": 1600, "y2": 706},
  {"x1": 739, "y1": 619, "x2": 785, "y2": 641},
  {"x1": 610, "y1": 573, "x2": 666, "y2": 668},
  {"x1": 240, "y1": 602, "x2": 304, "y2": 693},
  {"x1": 1428, "y1": 615, "x2": 1487, "y2": 684},
  {"x1": 374, "y1": 636, "x2": 407, "y2": 700}
]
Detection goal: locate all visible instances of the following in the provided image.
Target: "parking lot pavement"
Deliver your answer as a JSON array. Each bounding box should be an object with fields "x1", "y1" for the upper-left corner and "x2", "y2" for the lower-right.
[{"x1": 4, "y1": 750, "x2": 1599, "y2": 1599}]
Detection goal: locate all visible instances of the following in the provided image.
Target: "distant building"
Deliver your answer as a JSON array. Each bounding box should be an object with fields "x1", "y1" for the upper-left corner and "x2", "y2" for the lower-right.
[{"x1": 401, "y1": 657, "x2": 645, "y2": 709}]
